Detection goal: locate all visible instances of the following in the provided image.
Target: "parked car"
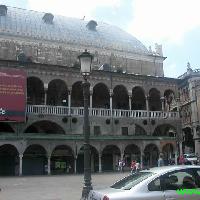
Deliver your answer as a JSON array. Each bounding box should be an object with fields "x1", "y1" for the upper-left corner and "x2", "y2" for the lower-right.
[
  {"x1": 184, "y1": 153, "x2": 198, "y2": 165},
  {"x1": 88, "y1": 165, "x2": 200, "y2": 200}
]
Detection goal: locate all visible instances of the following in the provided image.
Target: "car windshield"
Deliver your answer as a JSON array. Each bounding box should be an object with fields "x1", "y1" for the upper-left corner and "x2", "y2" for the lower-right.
[{"x1": 111, "y1": 172, "x2": 154, "y2": 190}]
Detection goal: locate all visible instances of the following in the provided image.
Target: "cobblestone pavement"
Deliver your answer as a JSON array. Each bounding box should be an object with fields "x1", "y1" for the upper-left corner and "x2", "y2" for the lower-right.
[{"x1": 0, "y1": 172, "x2": 129, "y2": 200}]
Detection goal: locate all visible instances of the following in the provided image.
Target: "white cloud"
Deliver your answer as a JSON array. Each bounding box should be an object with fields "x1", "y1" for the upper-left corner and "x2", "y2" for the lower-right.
[
  {"x1": 28, "y1": 0, "x2": 121, "y2": 20},
  {"x1": 128, "y1": 0, "x2": 200, "y2": 44}
]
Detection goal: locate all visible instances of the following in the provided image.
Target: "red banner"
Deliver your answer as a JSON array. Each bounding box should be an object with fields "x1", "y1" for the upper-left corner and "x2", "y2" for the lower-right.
[{"x1": 0, "y1": 68, "x2": 26, "y2": 122}]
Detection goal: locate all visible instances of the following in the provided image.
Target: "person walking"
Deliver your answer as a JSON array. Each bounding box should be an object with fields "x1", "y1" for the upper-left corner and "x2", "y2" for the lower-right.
[
  {"x1": 158, "y1": 153, "x2": 164, "y2": 167},
  {"x1": 179, "y1": 154, "x2": 185, "y2": 165},
  {"x1": 118, "y1": 159, "x2": 122, "y2": 171},
  {"x1": 135, "y1": 161, "x2": 140, "y2": 172},
  {"x1": 122, "y1": 159, "x2": 125, "y2": 172},
  {"x1": 130, "y1": 160, "x2": 136, "y2": 174}
]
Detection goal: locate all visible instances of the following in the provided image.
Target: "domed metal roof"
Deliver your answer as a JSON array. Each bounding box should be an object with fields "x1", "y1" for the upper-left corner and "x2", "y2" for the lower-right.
[{"x1": 0, "y1": 6, "x2": 149, "y2": 55}]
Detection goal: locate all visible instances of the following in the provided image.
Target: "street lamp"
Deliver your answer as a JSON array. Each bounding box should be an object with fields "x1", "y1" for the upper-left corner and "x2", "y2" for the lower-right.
[{"x1": 78, "y1": 49, "x2": 93, "y2": 200}]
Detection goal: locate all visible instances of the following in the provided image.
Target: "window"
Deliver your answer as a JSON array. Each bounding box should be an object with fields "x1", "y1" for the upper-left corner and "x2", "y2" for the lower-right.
[
  {"x1": 148, "y1": 178, "x2": 162, "y2": 191},
  {"x1": 111, "y1": 172, "x2": 154, "y2": 190},
  {"x1": 194, "y1": 169, "x2": 200, "y2": 188},
  {"x1": 162, "y1": 169, "x2": 197, "y2": 190},
  {"x1": 94, "y1": 126, "x2": 100, "y2": 136},
  {"x1": 122, "y1": 127, "x2": 128, "y2": 135}
]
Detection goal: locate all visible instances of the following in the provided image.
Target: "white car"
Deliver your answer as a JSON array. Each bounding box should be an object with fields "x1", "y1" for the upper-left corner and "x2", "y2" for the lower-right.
[
  {"x1": 88, "y1": 165, "x2": 200, "y2": 200},
  {"x1": 184, "y1": 154, "x2": 198, "y2": 164}
]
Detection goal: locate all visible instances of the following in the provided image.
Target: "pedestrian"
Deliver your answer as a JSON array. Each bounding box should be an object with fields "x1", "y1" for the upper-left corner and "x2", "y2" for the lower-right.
[
  {"x1": 118, "y1": 159, "x2": 122, "y2": 171},
  {"x1": 135, "y1": 161, "x2": 140, "y2": 172},
  {"x1": 158, "y1": 153, "x2": 164, "y2": 167},
  {"x1": 122, "y1": 159, "x2": 125, "y2": 172},
  {"x1": 130, "y1": 160, "x2": 136, "y2": 174},
  {"x1": 179, "y1": 154, "x2": 185, "y2": 165}
]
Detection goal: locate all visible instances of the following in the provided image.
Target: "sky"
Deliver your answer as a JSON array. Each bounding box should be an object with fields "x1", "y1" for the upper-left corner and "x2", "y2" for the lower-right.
[{"x1": 1, "y1": 0, "x2": 200, "y2": 78}]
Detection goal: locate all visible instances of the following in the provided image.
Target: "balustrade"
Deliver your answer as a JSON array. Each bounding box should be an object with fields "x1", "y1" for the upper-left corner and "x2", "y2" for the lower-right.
[{"x1": 26, "y1": 105, "x2": 179, "y2": 119}]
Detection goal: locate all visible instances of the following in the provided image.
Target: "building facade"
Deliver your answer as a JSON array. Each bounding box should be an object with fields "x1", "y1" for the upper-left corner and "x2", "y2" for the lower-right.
[
  {"x1": 178, "y1": 63, "x2": 200, "y2": 156},
  {"x1": 0, "y1": 5, "x2": 191, "y2": 176}
]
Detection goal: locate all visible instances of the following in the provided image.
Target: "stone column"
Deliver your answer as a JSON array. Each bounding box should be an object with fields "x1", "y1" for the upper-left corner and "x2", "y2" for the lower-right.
[
  {"x1": 98, "y1": 153, "x2": 102, "y2": 173},
  {"x1": 74, "y1": 157, "x2": 77, "y2": 174},
  {"x1": 90, "y1": 89, "x2": 93, "y2": 109},
  {"x1": 120, "y1": 153, "x2": 124, "y2": 161},
  {"x1": 44, "y1": 83, "x2": 48, "y2": 105},
  {"x1": 160, "y1": 97, "x2": 165, "y2": 111},
  {"x1": 47, "y1": 156, "x2": 51, "y2": 175},
  {"x1": 44, "y1": 88, "x2": 48, "y2": 105},
  {"x1": 110, "y1": 90, "x2": 113, "y2": 116},
  {"x1": 145, "y1": 95, "x2": 149, "y2": 111},
  {"x1": 19, "y1": 154, "x2": 23, "y2": 176},
  {"x1": 195, "y1": 140, "x2": 200, "y2": 156},
  {"x1": 129, "y1": 95, "x2": 132, "y2": 110},
  {"x1": 91, "y1": 153, "x2": 94, "y2": 172},
  {"x1": 179, "y1": 142, "x2": 183, "y2": 155},
  {"x1": 68, "y1": 90, "x2": 71, "y2": 115},
  {"x1": 175, "y1": 149, "x2": 178, "y2": 165}
]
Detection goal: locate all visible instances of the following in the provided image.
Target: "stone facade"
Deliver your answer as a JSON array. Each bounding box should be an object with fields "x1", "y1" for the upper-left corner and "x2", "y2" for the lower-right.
[{"x1": 0, "y1": 5, "x2": 191, "y2": 176}]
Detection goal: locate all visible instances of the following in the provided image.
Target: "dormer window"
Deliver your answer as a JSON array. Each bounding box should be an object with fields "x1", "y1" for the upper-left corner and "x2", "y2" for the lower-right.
[
  {"x1": 42, "y1": 13, "x2": 54, "y2": 24},
  {"x1": 0, "y1": 5, "x2": 7, "y2": 16},
  {"x1": 86, "y1": 20, "x2": 97, "y2": 31}
]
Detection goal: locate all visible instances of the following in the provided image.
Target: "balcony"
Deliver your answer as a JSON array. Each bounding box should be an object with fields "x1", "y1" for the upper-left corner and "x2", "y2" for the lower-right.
[{"x1": 26, "y1": 105, "x2": 179, "y2": 119}]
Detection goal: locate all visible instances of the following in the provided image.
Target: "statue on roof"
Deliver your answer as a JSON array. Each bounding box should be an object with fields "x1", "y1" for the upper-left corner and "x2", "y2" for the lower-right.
[
  {"x1": 148, "y1": 46, "x2": 152, "y2": 53},
  {"x1": 155, "y1": 43, "x2": 163, "y2": 56},
  {"x1": 187, "y1": 62, "x2": 193, "y2": 74}
]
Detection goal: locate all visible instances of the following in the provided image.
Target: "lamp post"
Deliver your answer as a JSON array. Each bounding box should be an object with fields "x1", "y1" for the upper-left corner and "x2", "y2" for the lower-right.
[{"x1": 78, "y1": 49, "x2": 93, "y2": 200}]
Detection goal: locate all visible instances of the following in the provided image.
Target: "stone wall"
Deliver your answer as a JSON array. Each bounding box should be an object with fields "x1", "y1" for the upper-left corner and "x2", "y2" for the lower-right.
[{"x1": 0, "y1": 37, "x2": 164, "y2": 76}]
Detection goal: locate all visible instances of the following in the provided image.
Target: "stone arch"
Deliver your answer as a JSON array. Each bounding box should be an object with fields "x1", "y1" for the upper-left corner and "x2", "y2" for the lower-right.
[
  {"x1": 76, "y1": 145, "x2": 99, "y2": 173},
  {"x1": 113, "y1": 85, "x2": 129, "y2": 110},
  {"x1": 47, "y1": 79, "x2": 68, "y2": 106},
  {"x1": 132, "y1": 86, "x2": 146, "y2": 110},
  {"x1": 0, "y1": 144, "x2": 19, "y2": 176},
  {"x1": 27, "y1": 76, "x2": 44, "y2": 105},
  {"x1": 51, "y1": 145, "x2": 74, "y2": 174},
  {"x1": 144, "y1": 144, "x2": 159, "y2": 167},
  {"x1": 0, "y1": 122, "x2": 15, "y2": 133},
  {"x1": 23, "y1": 144, "x2": 47, "y2": 175},
  {"x1": 162, "y1": 143, "x2": 174, "y2": 162},
  {"x1": 164, "y1": 89, "x2": 175, "y2": 111},
  {"x1": 71, "y1": 81, "x2": 84, "y2": 107},
  {"x1": 93, "y1": 83, "x2": 110, "y2": 108},
  {"x1": 149, "y1": 88, "x2": 161, "y2": 111},
  {"x1": 102, "y1": 145, "x2": 120, "y2": 171},
  {"x1": 182, "y1": 127, "x2": 194, "y2": 153},
  {"x1": 124, "y1": 144, "x2": 141, "y2": 167},
  {"x1": 24, "y1": 120, "x2": 65, "y2": 134},
  {"x1": 153, "y1": 124, "x2": 176, "y2": 137}
]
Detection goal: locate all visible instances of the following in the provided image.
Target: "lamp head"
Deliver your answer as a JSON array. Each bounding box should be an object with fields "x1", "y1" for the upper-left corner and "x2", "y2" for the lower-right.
[{"x1": 78, "y1": 49, "x2": 93, "y2": 77}]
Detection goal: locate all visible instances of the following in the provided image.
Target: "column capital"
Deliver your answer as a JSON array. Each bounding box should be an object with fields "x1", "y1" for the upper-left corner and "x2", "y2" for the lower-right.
[
  {"x1": 145, "y1": 95, "x2": 150, "y2": 100},
  {"x1": 160, "y1": 96, "x2": 165, "y2": 102},
  {"x1": 68, "y1": 86, "x2": 72, "y2": 91},
  {"x1": 90, "y1": 90, "x2": 93, "y2": 95},
  {"x1": 89, "y1": 86, "x2": 93, "y2": 92},
  {"x1": 128, "y1": 90, "x2": 132, "y2": 97},
  {"x1": 44, "y1": 83, "x2": 48, "y2": 90},
  {"x1": 19, "y1": 154, "x2": 23, "y2": 159},
  {"x1": 110, "y1": 89, "x2": 113, "y2": 97}
]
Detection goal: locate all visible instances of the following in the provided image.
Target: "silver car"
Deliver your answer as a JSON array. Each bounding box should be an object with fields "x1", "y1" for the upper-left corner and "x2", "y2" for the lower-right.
[{"x1": 88, "y1": 165, "x2": 200, "y2": 200}]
